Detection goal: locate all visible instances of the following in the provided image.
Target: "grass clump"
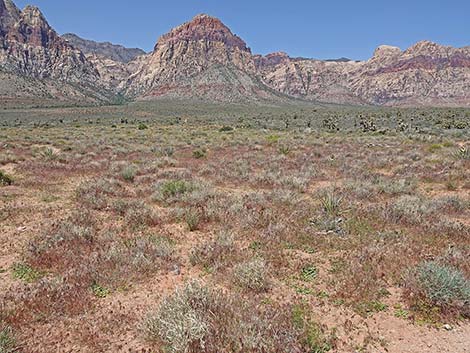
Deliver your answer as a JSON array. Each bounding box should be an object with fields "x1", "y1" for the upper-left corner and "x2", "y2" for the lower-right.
[
  {"x1": 0, "y1": 170, "x2": 13, "y2": 186},
  {"x1": 185, "y1": 208, "x2": 202, "y2": 231},
  {"x1": 0, "y1": 324, "x2": 16, "y2": 353},
  {"x1": 120, "y1": 164, "x2": 138, "y2": 182},
  {"x1": 233, "y1": 258, "x2": 269, "y2": 292},
  {"x1": 453, "y1": 146, "x2": 469, "y2": 160}
]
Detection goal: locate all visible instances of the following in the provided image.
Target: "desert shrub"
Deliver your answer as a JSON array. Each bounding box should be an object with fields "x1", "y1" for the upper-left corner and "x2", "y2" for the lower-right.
[
  {"x1": 388, "y1": 195, "x2": 437, "y2": 224},
  {"x1": 233, "y1": 258, "x2": 269, "y2": 292},
  {"x1": 433, "y1": 195, "x2": 468, "y2": 213},
  {"x1": 405, "y1": 261, "x2": 470, "y2": 318},
  {"x1": 0, "y1": 170, "x2": 13, "y2": 186},
  {"x1": 144, "y1": 281, "x2": 310, "y2": 353},
  {"x1": 145, "y1": 281, "x2": 212, "y2": 353},
  {"x1": 93, "y1": 234, "x2": 176, "y2": 287},
  {"x1": 122, "y1": 201, "x2": 159, "y2": 230},
  {"x1": 190, "y1": 230, "x2": 235, "y2": 269},
  {"x1": 192, "y1": 149, "x2": 207, "y2": 159},
  {"x1": 185, "y1": 208, "x2": 202, "y2": 231},
  {"x1": 0, "y1": 324, "x2": 16, "y2": 353},
  {"x1": 138, "y1": 123, "x2": 148, "y2": 130},
  {"x1": 76, "y1": 178, "x2": 121, "y2": 210},
  {"x1": 120, "y1": 164, "x2": 138, "y2": 182},
  {"x1": 154, "y1": 180, "x2": 194, "y2": 202},
  {"x1": 346, "y1": 177, "x2": 416, "y2": 199},
  {"x1": 29, "y1": 219, "x2": 94, "y2": 259}
]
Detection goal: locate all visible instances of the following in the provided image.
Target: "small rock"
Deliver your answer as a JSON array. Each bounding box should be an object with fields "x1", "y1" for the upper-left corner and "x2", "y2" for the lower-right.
[
  {"x1": 171, "y1": 264, "x2": 181, "y2": 275},
  {"x1": 17, "y1": 226, "x2": 27, "y2": 232},
  {"x1": 443, "y1": 324, "x2": 453, "y2": 331}
]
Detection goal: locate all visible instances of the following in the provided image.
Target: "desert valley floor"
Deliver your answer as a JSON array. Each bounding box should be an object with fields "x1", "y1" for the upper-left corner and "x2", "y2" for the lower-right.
[{"x1": 0, "y1": 101, "x2": 469, "y2": 352}]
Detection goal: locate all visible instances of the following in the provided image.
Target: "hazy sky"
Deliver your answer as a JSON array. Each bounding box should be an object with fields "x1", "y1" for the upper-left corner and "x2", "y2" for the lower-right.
[{"x1": 14, "y1": 0, "x2": 470, "y2": 60}]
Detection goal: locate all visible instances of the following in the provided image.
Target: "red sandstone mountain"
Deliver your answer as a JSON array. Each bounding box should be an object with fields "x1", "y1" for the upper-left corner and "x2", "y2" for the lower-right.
[
  {"x1": 125, "y1": 14, "x2": 284, "y2": 101},
  {"x1": 0, "y1": 0, "x2": 116, "y2": 105},
  {"x1": 255, "y1": 41, "x2": 470, "y2": 106},
  {"x1": 1, "y1": 0, "x2": 469, "y2": 106}
]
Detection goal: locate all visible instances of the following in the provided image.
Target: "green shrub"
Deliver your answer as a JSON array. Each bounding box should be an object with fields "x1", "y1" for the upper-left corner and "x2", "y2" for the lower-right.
[
  {"x1": 91, "y1": 282, "x2": 110, "y2": 298},
  {"x1": 415, "y1": 262, "x2": 469, "y2": 305},
  {"x1": 12, "y1": 263, "x2": 42, "y2": 283},
  {"x1": 138, "y1": 123, "x2": 148, "y2": 130},
  {"x1": 406, "y1": 261, "x2": 470, "y2": 317},
  {"x1": 154, "y1": 180, "x2": 196, "y2": 203},
  {"x1": 192, "y1": 149, "x2": 207, "y2": 159},
  {"x1": 301, "y1": 264, "x2": 318, "y2": 282},
  {"x1": 292, "y1": 304, "x2": 334, "y2": 353}
]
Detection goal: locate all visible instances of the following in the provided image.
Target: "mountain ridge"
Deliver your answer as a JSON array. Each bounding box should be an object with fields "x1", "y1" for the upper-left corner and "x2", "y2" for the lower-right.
[{"x1": 0, "y1": 1, "x2": 469, "y2": 107}]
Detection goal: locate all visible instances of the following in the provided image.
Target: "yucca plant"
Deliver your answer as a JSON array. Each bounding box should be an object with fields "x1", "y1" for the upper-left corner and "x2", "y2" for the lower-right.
[
  {"x1": 454, "y1": 146, "x2": 469, "y2": 160},
  {"x1": 320, "y1": 192, "x2": 343, "y2": 217}
]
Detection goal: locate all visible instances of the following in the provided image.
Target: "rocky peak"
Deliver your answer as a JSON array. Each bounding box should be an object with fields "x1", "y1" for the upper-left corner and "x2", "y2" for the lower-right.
[
  {"x1": 254, "y1": 52, "x2": 291, "y2": 70},
  {"x1": 372, "y1": 45, "x2": 402, "y2": 59},
  {"x1": 7, "y1": 5, "x2": 61, "y2": 48},
  {"x1": 0, "y1": 0, "x2": 20, "y2": 35},
  {"x1": 154, "y1": 14, "x2": 249, "y2": 52}
]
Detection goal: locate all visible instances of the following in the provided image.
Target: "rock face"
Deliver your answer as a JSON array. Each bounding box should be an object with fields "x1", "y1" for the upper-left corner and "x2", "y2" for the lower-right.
[
  {"x1": 62, "y1": 33, "x2": 145, "y2": 63},
  {"x1": 256, "y1": 41, "x2": 470, "y2": 106},
  {"x1": 125, "y1": 14, "x2": 280, "y2": 101},
  {"x1": 0, "y1": 0, "x2": 116, "y2": 104},
  {"x1": 1, "y1": 0, "x2": 469, "y2": 107}
]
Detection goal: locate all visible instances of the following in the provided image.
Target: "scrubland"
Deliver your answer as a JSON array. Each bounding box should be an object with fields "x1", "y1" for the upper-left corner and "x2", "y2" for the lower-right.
[{"x1": 0, "y1": 101, "x2": 469, "y2": 352}]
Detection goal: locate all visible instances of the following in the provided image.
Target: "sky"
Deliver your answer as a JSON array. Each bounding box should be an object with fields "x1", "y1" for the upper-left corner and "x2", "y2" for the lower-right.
[{"x1": 14, "y1": 0, "x2": 470, "y2": 60}]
